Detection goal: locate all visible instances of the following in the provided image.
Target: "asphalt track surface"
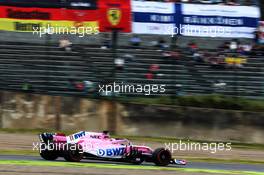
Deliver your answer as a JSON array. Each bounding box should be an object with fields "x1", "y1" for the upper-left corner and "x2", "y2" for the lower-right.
[{"x1": 0, "y1": 155, "x2": 263, "y2": 172}]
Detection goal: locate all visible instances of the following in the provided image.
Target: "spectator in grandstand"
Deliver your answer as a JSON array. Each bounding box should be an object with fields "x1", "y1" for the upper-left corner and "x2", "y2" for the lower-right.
[
  {"x1": 68, "y1": 79, "x2": 83, "y2": 92},
  {"x1": 175, "y1": 84, "x2": 184, "y2": 96},
  {"x1": 115, "y1": 54, "x2": 134, "y2": 71},
  {"x1": 162, "y1": 50, "x2": 181, "y2": 63},
  {"x1": 75, "y1": 81, "x2": 85, "y2": 91},
  {"x1": 229, "y1": 39, "x2": 239, "y2": 52},
  {"x1": 212, "y1": 80, "x2": 226, "y2": 93},
  {"x1": 149, "y1": 40, "x2": 158, "y2": 47},
  {"x1": 238, "y1": 43, "x2": 252, "y2": 56},
  {"x1": 59, "y1": 38, "x2": 72, "y2": 51},
  {"x1": 130, "y1": 35, "x2": 141, "y2": 47},
  {"x1": 101, "y1": 38, "x2": 111, "y2": 49},
  {"x1": 68, "y1": 79, "x2": 95, "y2": 94},
  {"x1": 146, "y1": 64, "x2": 160, "y2": 80},
  {"x1": 187, "y1": 42, "x2": 198, "y2": 53},
  {"x1": 192, "y1": 50, "x2": 204, "y2": 63},
  {"x1": 115, "y1": 57, "x2": 125, "y2": 71},
  {"x1": 123, "y1": 54, "x2": 135, "y2": 62},
  {"x1": 209, "y1": 54, "x2": 226, "y2": 69},
  {"x1": 83, "y1": 80, "x2": 96, "y2": 93},
  {"x1": 202, "y1": 50, "x2": 214, "y2": 63},
  {"x1": 101, "y1": 41, "x2": 110, "y2": 49},
  {"x1": 155, "y1": 37, "x2": 169, "y2": 50},
  {"x1": 149, "y1": 64, "x2": 160, "y2": 73},
  {"x1": 146, "y1": 72, "x2": 154, "y2": 80}
]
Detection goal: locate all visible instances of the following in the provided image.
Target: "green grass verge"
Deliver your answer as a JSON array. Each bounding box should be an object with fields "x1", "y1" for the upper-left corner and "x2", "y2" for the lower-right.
[
  {"x1": 0, "y1": 160, "x2": 263, "y2": 175},
  {"x1": 0, "y1": 149, "x2": 38, "y2": 156},
  {"x1": 1, "y1": 149, "x2": 264, "y2": 165},
  {"x1": 185, "y1": 157, "x2": 264, "y2": 165}
]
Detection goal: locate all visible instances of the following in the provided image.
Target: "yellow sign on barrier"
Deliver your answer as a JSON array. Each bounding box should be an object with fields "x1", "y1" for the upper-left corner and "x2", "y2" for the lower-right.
[
  {"x1": 225, "y1": 57, "x2": 247, "y2": 65},
  {"x1": 0, "y1": 18, "x2": 99, "y2": 35}
]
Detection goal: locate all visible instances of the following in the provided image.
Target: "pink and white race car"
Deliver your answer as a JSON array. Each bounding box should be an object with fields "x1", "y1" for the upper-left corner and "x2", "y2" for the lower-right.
[{"x1": 39, "y1": 131, "x2": 186, "y2": 166}]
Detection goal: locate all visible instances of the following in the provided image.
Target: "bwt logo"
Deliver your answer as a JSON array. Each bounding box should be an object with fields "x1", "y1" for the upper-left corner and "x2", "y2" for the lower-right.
[
  {"x1": 69, "y1": 131, "x2": 86, "y2": 141},
  {"x1": 97, "y1": 147, "x2": 125, "y2": 157},
  {"x1": 74, "y1": 131, "x2": 85, "y2": 139}
]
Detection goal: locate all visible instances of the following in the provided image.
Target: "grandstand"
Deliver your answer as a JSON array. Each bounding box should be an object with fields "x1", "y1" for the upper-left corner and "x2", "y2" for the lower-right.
[
  {"x1": 0, "y1": 0, "x2": 262, "y2": 99},
  {"x1": 0, "y1": 40, "x2": 263, "y2": 99}
]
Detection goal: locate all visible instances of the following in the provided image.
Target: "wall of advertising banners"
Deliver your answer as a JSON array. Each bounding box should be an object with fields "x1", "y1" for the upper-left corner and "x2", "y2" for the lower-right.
[
  {"x1": 132, "y1": 1, "x2": 176, "y2": 35},
  {"x1": 180, "y1": 4, "x2": 260, "y2": 38},
  {"x1": 0, "y1": 0, "x2": 261, "y2": 38},
  {"x1": 131, "y1": 1, "x2": 260, "y2": 38},
  {"x1": 0, "y1": 0, "x2": 98, "y2": 32},
  {"x1": 0, "y1": 0, "x2": 131, "y2": 33}
]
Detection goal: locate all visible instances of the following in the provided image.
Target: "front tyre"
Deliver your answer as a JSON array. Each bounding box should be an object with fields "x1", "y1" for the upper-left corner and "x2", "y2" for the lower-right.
[
  {"x1": 63, "y1": 143, "x2": 83, "y2": 162},
  {"x1": 152, "y1": 148, "x2": 172, "y2": 166},
  {"x1": 39, "y1": 143, "x2": 58, "y2": 160}
]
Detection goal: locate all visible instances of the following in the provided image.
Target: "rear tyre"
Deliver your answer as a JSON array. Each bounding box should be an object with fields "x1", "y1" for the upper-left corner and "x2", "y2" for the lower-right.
[
  {"x1": 39, "y1": 143, "x2": 58, "y2": 160},
  {"x1": 152, "y1": 148, "x2": 171, "y2": 166},
  {"x1": 63, "y1": 143, "x2": 83, "y2": 162}
]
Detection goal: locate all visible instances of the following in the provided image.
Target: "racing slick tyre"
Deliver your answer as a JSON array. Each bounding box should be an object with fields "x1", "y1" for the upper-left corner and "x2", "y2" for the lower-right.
[
  {"x1": 63, "y1": 143, "x2": 83, "y2": 162},
  {"x1": 39, "y1": 143, "x2": 59, "y2": 160},
  {"x1": 152, "y1": 148, "x2": 172, "y2": 166}
]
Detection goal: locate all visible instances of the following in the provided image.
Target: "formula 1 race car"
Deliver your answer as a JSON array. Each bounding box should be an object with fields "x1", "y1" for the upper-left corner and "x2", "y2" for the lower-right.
[{"x1": 39, "y1": 131, "x2": 187, "y2": 166}]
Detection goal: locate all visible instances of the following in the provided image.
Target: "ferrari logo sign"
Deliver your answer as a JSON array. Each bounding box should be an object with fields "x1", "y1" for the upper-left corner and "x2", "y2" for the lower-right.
[
  {"x1": 99, "y1": 0, "x2": 130, "y2": 32},
  {"x1": 107, "y1": 8, "x2": 121, "y2": 26}
]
